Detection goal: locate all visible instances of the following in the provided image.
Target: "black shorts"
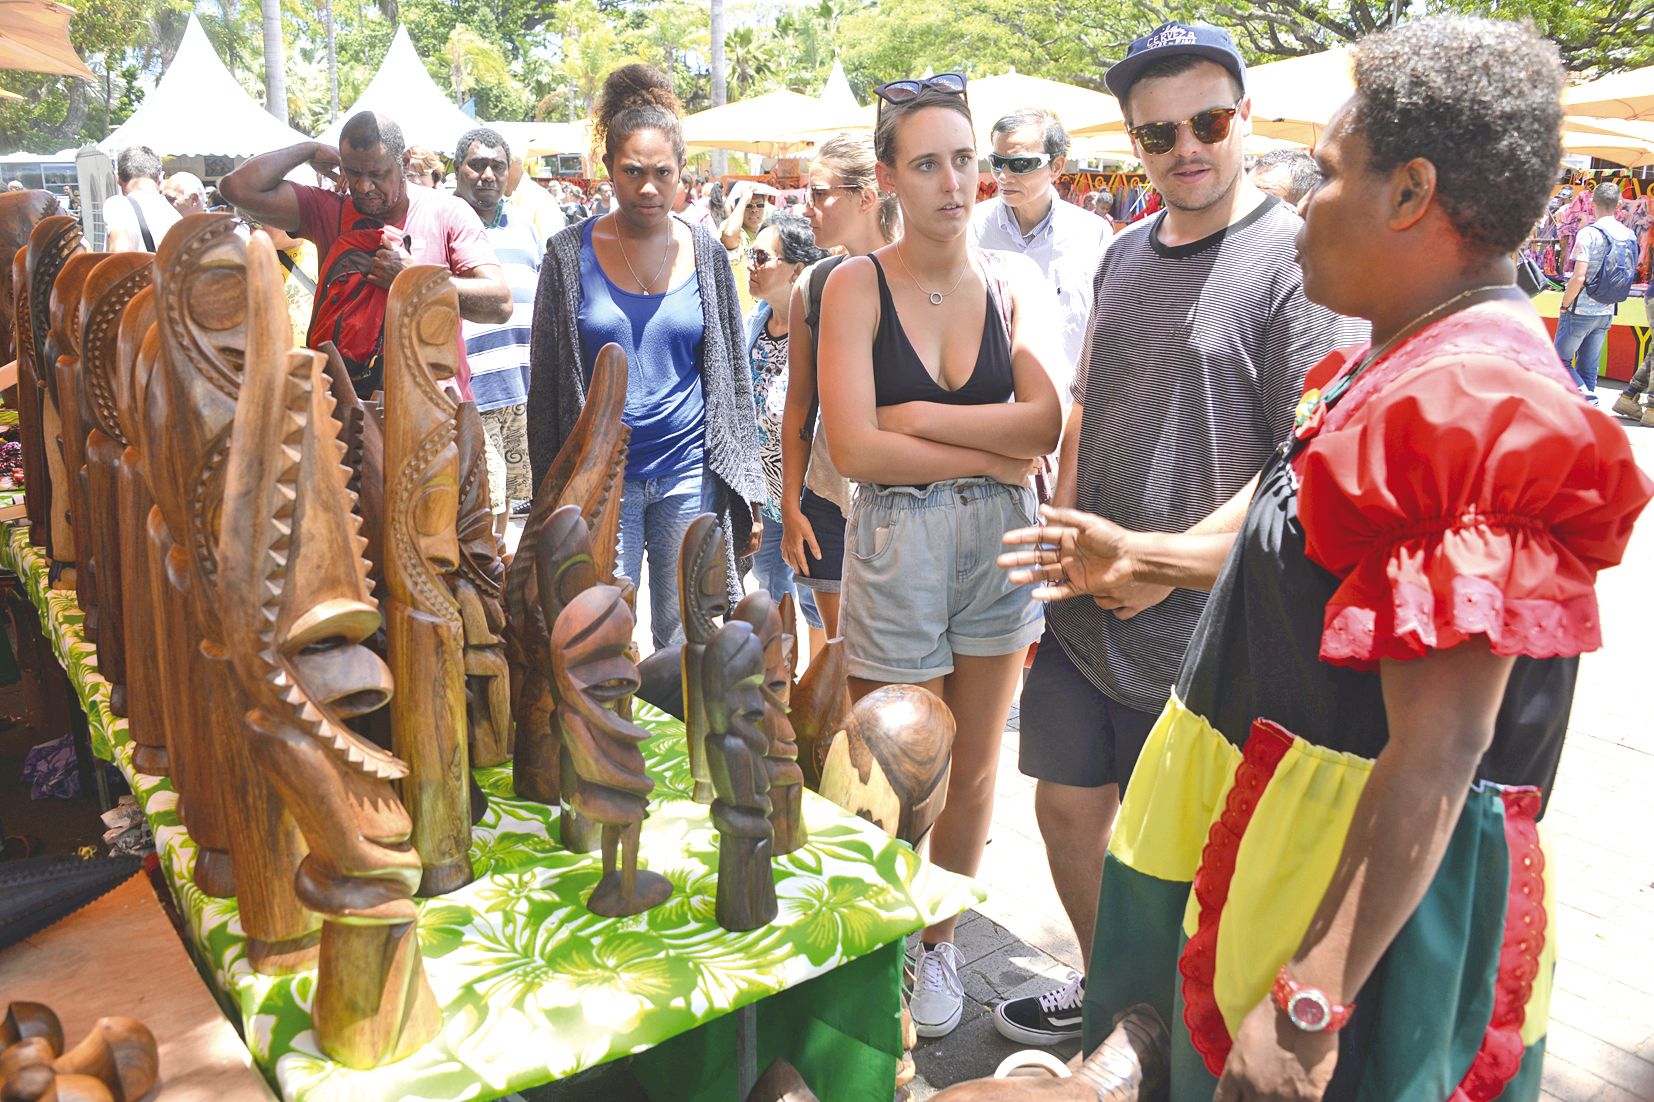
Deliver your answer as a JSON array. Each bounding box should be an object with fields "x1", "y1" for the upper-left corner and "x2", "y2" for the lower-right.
[
  {"x1": 794, "y1": 488, "x2": 846, "y2": 589},
  {"x1": 1019, "y1": 629, "x2": 1161, "y2": 791}
]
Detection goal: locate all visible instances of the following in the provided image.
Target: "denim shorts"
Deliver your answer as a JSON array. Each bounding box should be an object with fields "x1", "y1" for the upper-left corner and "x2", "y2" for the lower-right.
[{"x1": 841, "y1": 477, "x2": 1043, "y2": 681}]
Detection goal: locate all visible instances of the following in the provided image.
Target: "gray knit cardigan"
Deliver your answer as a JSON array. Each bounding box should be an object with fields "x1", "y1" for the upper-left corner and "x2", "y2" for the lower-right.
[{"x1": 526, "y1": 214, "x2": 766, "y2": 599}]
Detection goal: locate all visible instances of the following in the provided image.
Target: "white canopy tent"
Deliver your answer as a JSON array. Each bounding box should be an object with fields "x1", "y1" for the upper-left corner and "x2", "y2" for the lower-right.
[
  {"x1": 819, "y1": 60, "x2": 859, "y2": 114},
  {"x1": 317, "y1": 26, "x2": 477, "y2": 154},
  {"x1": 98, "y1": 13, "x2": 311, "y2": 157}
]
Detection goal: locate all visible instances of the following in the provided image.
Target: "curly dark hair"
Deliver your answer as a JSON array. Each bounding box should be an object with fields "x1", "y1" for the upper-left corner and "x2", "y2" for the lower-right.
[
  {"x1": 1349, "y1": 15, "x2": 1562, "y2": 257},
  {"x1": 762, "y1": 211, "x2": 830, "y2": 267},
  {"x1": 455, "y1": 126, "x2": 510, "y2": 167},
  {"x1": 593, "y1": 63, "x2": 685, "y2": 164}
]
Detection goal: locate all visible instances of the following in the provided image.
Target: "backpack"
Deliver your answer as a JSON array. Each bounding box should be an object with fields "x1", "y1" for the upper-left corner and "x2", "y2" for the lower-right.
[
  {"x1": 1583, "y1": 224, "x2": 1636, "y2": 305},
  {"x1": 307, "y1": 200, "x2": 391, "y2": 397}
]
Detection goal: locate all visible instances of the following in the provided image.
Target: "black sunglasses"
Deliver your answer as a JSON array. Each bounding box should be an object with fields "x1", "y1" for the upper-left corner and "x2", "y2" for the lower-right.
[
  {"x1": 1127, "y1": 104, "x2": 1241, "y2": 156},
  {"x1": 989, "y1": 152, "x2": 1055, "y2": 175},
  {"x1": 872, "y1": 72, "x2": 968, "y2": 124},
  {"x1": 746, "y1": 247, "x2": 778, "y2": 268}
]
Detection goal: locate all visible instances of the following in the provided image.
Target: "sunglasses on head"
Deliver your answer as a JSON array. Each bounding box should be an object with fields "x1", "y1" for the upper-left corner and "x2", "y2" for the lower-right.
[
  {"x1": 872, "y1": 72, "x2": 968, "y2": 124},
  {"x1": 1127, "y1": 104, "x2": 1240, "y2": 156},
  {"x1": 989, "y1": 152, "x2": 1055, "y2": 175}
]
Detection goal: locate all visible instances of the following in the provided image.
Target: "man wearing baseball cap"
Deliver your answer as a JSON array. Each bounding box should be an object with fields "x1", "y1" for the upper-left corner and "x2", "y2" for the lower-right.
[{"x1": 993, "y1": 21, "x2": 1363, "y2": 1047}]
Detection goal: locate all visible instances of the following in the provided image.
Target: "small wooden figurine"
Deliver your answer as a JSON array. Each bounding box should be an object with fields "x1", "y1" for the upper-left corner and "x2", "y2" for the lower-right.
[
  {"x1": 702, "y1": 619, "x2": 778, "y2": 931},
  {"x1": 731, "y1": 592, "x2": 806, "y2": 855},
  {"x1": 451, "y1": 400, "x2": 512, "y2": 768},
  {"x1": 551, "y1": 584, "x2": 670, "y2": 917},
  {"x1": 381, "y1": 263, "x2": 472, "y2": 897},
  {"x1": 213, "y1": 233, "x2": 439, "y2": 1068},
  {"x1": 0, "y1": 1008, "x2": 158, "y2": 1102},
  {"x1": 678, "y1": 512, "x2": 729, "y2": 805},
  {"x1": 75, "y1": 254, "x2": 152, "y2": 727},
  {"x1": 818, "y1": 685, "x2": 955, "y2": 849}
]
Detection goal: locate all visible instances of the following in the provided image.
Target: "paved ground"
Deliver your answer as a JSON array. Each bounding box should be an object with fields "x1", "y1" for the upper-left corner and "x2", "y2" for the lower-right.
[{"x1": 905, "y1": 382, "x2": 1654, "y2": 1099}]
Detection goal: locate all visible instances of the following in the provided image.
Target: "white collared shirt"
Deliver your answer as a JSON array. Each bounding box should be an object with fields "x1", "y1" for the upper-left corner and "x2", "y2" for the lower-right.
[{"x1": 972, "y1": 193, "x2": 1113, "y2": 400}]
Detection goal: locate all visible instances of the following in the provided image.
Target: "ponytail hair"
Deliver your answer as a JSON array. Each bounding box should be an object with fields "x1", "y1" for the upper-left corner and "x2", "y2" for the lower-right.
[
  {"x1": 814, "y1": 132, "x2": 900, "y2": 243},
  {"x1": 593, "y1": 64, "x2": 685, "y2": 164}
]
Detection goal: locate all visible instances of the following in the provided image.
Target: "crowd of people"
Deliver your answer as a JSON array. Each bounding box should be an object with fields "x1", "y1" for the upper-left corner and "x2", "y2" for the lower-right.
[{"x1": 113, "y1": 11, "x2": 1652, "y2": 1097}]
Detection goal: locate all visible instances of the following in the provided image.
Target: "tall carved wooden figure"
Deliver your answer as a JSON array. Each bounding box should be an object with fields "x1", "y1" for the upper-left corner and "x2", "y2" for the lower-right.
[
  {"x1": 451, "y1": 401, "x2": 512, "y2": 770},
  {"x1": 529, "y1": 505, "x2": 602, "y2": 852},
  {"x1": 551, "y1": 584, "x2": 671, "y2": 917},
  {"x1": 381, "y1": 264, "x2": 472, "y2": 897},
  {"x1": 110, "y1": 285, "x2": 175, "y2": 781},
  {"x1": 76, "y1": 255, "x2": 152, "y2": 728},
  {"x1": 47, "y1": 252, "x2": 104, "y2": 625},
  {"x1": 150, "y1": 213, "x2": 318, "y2": 970},
  {"x1": 11, "y1": 246, "x2": 51, "y2": 549},
  {"x1": 702, "y1": 620, "x2": 778, "y2": 932},
  {"x1": 732, "y1": 592, "x2": 806, "y2": 855},
  {"x1": 214, "y1": 234, "x2": 439, "y2": 1069},
  {"x1": 0, "y1": 190, "x2": 61, "y2": 366},
  {"x1": 21, "y1": 216, "x2": 83, "y2": 579},
  {"x1": 679, "y1": 513, "x2": 729, "y2": 805},
  {"x1": 504, "y1": 342, "x2": 628, "y2": 809}
]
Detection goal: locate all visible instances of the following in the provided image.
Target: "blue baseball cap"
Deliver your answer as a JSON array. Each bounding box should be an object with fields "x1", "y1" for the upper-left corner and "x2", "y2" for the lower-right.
[{"x1": 1104, "y1": 22, "x2": 1247, "y2": 102}]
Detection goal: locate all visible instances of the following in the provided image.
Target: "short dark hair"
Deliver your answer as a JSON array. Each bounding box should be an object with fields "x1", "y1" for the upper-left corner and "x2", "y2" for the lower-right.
[
  {"x1": 1252, "y1": 148, "x2": 1321, "y2": 204},
  {"x1": 116, "y1": 146, "x2": 162, "y2": 184},
  {"x1": 339, "y1": 111, "x2": 407, "y2": 161},
  {"x1": 762, "y1": 211, "x2": 830, "y2": 267},
  {"x1": 1349, "y1": 15, "x2": 1562, "y2": 257},
  {"x1": 455, "y1": 126, "x2": 510, "y2": 166},
  {"x1": 1121, "y1": 55, "x2": 1243, "y2": 124},
  {"x1": 991, "y1": 108, "x2": 1070, "y2": 159}
]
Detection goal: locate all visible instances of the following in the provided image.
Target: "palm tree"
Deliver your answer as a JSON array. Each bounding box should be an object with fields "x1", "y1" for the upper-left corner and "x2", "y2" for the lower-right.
[
  {"x1": 723, "y1": 27, "x2": 773, "y2": 98},
  {"x1": 261, "y1": 0, "x2": 288, "y2": 123}
]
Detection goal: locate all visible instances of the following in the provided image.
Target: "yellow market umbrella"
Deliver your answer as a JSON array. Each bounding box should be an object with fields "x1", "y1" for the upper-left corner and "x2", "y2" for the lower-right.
[
  {"x1": 1563, "y1": 64, "x2": 1654, "y2": 121},
  {"x1": 0, "y1": 0, "x2": 94, "y2": 80},
  {"x1": 1245, "y1": 48, "x2": 1352, "y2": 146},
  {"x1": 961, "y1": 71, "x2": 1122, "y2": 148},
  {"x1": 1560, "y1": 129, "x2": 1654, "y2": 169},
  {"x1": 683, "y1": 90, "x2": 839, "y2": 155}
]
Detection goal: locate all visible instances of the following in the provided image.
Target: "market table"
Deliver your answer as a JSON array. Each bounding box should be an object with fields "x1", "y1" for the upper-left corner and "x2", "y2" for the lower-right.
[
  {"x1": 1532, "y1": 287, "x2": 1650, "y2": 382},
  {"x1": 1, "y1": 523, "x2": 982, "y2": 1102}
]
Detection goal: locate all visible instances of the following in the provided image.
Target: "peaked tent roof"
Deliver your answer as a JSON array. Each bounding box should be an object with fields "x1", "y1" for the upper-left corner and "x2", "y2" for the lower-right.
[
  {"x1": 99, "y1": 14, "x2": 310, "y2": 157},
  {"x1": 318, "y1": 26, "x2": 478, "y2": 154},
  {"x1": 819, "y1": 60, "x2": 859, "y2": 113}
]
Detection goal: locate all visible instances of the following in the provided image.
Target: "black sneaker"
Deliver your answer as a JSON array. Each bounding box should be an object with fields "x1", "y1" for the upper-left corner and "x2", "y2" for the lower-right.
[
  {"x1": 992, "y1": 969, "x2": 1084, "y2": 1045},
  {"x1": 510, "y1": 499, "x2": 532, "y2": 517}
]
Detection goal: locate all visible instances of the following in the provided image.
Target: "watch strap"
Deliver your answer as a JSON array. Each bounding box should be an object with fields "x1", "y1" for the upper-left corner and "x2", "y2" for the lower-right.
[{"x1": 1270, "y1": 965, "x2": 1355, "y2": 1032}]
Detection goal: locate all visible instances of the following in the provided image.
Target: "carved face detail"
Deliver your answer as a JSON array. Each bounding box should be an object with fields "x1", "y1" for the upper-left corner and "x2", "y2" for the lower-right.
[
  {"x1": 553, "y1": 585, "x2": 641, "y2": 721},
  {"x1": 411, "y1": 480, "x2": 460, "y2": 573},
  {"x1": 702, "y1": 621, "x2": 768, "y2": 742},
  {"x1": 732, "y1": 593, "x2": 789, "y2": 714}
]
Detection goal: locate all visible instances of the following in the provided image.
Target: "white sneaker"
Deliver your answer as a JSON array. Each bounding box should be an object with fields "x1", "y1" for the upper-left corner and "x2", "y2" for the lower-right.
[
  {"x1": 992, "y1": 969, "x2": 1085, "y2": 1045},
  {"x1": 910, "y1": 941, "x2": 965, "y2": 1038}
]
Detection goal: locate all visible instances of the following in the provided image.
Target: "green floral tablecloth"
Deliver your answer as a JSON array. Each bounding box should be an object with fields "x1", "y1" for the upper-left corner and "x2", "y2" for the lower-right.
[{"x1": 1, "y1": 523, "x2": 983, "y2": 1101}]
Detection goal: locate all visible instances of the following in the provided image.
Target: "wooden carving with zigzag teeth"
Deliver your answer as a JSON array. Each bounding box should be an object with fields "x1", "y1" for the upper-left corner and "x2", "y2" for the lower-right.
[
  {"x1": 214, "y1": 232, "x2": 438, "y2": 1068},
  {"x1": 381, "y1": 263, "x2": 472, "y2": 897}
]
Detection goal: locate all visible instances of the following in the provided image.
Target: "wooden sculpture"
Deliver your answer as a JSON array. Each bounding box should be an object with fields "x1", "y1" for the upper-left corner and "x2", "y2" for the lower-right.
[
  {"x1": 109, "y1": 286, "x2": 173, "y2": 780},
  {"x1": 504, "y1": 342, "x2": 628, "y2": 812},
  {"x1": 452, "y1": 400, "x2": 512, "y2": 768},
  {"x1": 818, "y1": 686, "x2": 955, "y2": 849},
  {"x1": 0, "y1": 1005, "x2": 61, "y2": 1054},
  {"x1": 0, "y1": 191, "x2": 60, "y2": 366},
  {"x1": 678, "y1": 512, "x2": 729, "y2": 805},
  {"x1": 550, "y1": 584, "x2": 670, "y2": 917},
  {"x1": 149, "y1": 213, "x2": 318, "y2": 969},
  {"x1": 19, "y1": 216, "x2": 83, "y2": 574},
  {"x1": 731, "y1": 592, "x2": 806, "y2": 856},
  {"x1": 11, "y1": 246, "x2": 48, "y2": 548},
  {"x1": 702, "y1": 619, "x2": 778, "y2": 931},
  {"x1": 790, "y1": 639, "x2": 852, "y2": 790},
  {"x1": 47, "y1": 252, "x2": 105, "y2": 625},
  {"x1": 381, "y1": 263, "x2": 472, "y2": 897},
  {"x1": 75, "y1": 254, "x2": 152, "y2": 725},
  {"x1": 213, "y1": 233, "x2": 438, "y2": 1068},
  {"x1": 0, "y1": 1009, "x2": 159, "y2": 1102},
  {"x1": 746, "y1": 1060, "x2": 821, "y2": 1102},
  {"x1": 529, "y1": 506, "x2": 602, "y2": 851}
]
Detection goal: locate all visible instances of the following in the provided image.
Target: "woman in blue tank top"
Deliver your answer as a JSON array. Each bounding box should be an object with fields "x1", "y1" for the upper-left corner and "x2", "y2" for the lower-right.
[{"x1": 816, "y1": 76, "x2": 1065, "y2": 1039}]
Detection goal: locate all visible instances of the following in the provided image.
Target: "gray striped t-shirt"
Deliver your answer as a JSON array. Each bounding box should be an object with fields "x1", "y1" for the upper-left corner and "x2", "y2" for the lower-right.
[{"x1": 1045, "y1": 196, "x2": 1365, "y2": 714}]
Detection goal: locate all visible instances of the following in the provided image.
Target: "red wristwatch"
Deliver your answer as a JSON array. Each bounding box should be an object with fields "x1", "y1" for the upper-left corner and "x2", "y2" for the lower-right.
[{"x1": 1271, "y1": 966, "x2": 1354, "y2": 1033}]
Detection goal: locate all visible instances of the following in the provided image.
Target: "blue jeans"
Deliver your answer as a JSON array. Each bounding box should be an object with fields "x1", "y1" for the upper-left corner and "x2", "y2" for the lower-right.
[
  {"x1": 619, "y1": 466, "x2": 714, "y2": 650},
  {"x1": 747, "y1": 518, "x2": 823, "y2": 630},
  {"x1": 1554, "y1": 308, "x2": 1613, "y2": 393}
]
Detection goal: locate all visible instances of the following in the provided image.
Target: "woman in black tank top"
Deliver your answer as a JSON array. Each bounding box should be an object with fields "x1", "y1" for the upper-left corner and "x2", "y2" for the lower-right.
[{"x1": 813, "y1": 80, "x2": 1064, "y2": 1033}]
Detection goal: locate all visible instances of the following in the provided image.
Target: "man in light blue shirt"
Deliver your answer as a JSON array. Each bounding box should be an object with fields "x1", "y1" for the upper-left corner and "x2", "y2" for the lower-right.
[
  {"x1": 1556, "y1": 181, "x2": 1635, "y2": 404},
  {"x1": 971, "y1": 108, "x2": 1113, "y2": 406}
]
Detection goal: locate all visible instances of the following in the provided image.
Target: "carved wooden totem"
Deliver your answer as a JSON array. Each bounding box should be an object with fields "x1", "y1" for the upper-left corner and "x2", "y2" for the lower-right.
[
  {"x1": 452, "y1": 400, "x2": 512, "y2": 769},
  {"x1": 679, "y1": 513, "x2": 729, "y2": 805},
  {"x1": 504, "y1": 342, "x2": 628, "y2": 812},
  {"x1": 0, "y1": 1008, "x2": 159, "y2": 1102},
  {"x1": 790, "y1": 639, "x2": 852, "y2": 790},
  {"x1": 529, "y1": 505, "x2": 602, "y2": 852},
  {"x1": 110, "y1": 286, "x2": 176, "y2": 781},
  {"x1": 149, "y1": 213, "x2": 318, "y2": 970},
  {"x1": 20, "y1": 216, "x2": 83, "y2": 575},
  {"x1": 213, "y1": 233, "x2": 439, "y2": 1068},
  {"x1": 381, "y1": 263, "x2": 472, "y2": 897},
  {"x1": 550, "y1": 584, "x2": 670, "y2": 917},
  {"x1": 76, "y1": 254, "x2": 152, "y2": 727},
  {"x1": 702, "y1": 619, "x2": 778, "y2": 932},
  {"x1": 732, "y1": 592, "x2": 806, "y2": 856},
  {"x1": 0, "y1": 190, "x2": 60, "y2": 366},
  {"x1": 818, "y1": 685, "x2": 956, "y2": 849},
  {"x1": 47, "y1": 252, "x2": 104, "y2": 624}
]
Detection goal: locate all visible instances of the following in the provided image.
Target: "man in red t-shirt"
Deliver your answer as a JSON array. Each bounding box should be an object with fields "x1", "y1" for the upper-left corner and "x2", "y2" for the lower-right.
[{"x1": 221, "y1": 111, "x2": 511, "y2": 394}]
